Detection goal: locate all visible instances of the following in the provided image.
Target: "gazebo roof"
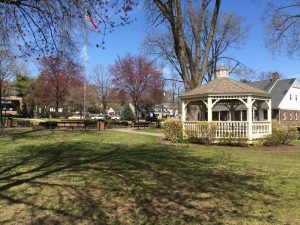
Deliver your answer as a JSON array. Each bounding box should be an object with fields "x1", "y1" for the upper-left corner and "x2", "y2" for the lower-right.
[{"x1": 181, "y1": 77, "x2": 271, "y2": 99}]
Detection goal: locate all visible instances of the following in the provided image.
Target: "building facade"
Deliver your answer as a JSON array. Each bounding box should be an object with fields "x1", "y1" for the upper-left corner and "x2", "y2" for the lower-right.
[{"x1": 250, "y1": 73, "x2": 300, "y2": 126}]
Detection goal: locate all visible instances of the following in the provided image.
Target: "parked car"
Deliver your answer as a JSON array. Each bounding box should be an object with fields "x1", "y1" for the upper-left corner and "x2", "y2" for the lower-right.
[
  {"x1": 90, "y1": 114, "x2": 105, "y2": 120},
  {"x1": 68, "y1": 115, "x2": 82, "y2": 120},
  {"x1": 111, "y1": 116, "x2": 120, "y2": 121}
]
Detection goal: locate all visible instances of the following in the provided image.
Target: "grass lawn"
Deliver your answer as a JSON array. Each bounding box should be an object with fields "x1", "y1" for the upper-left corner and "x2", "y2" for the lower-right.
[
  {"x1": 0, "y1": 129, "x2": 300, "y2": 224},
  {"x1": 135, "y1": 124, "x2": 164, "y2": 133}
]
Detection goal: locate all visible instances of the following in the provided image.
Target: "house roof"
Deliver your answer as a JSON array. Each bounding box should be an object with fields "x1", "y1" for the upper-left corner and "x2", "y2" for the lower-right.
[
  {"x1": 181, "y1": 77, "x2": 270, "y2": 99},
  {"x1": 250, "y1": 78, "x2": 297, "y2": 108}
]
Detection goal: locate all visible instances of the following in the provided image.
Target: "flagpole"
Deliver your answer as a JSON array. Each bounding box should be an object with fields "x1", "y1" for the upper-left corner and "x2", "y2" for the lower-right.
[{"x1": 83, "y1": 10, "x2": 88, "y2": 120}]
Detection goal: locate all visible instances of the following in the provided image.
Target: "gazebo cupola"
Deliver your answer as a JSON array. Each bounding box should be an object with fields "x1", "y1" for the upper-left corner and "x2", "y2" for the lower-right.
[
  {"x1": 216, "y1": 65, "x2": 229, "y2": 78},
  {"x1": 180, "y1": 66, "x2": 272, "y2": 141}
]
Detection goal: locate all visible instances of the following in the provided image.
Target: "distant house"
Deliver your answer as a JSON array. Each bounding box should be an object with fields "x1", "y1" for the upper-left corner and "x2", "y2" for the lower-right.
[
  {"x1": 1, "y1": 96, "x2": 23, "y2": 115},
  {"x1": 250, "y1": 73, "x2": 300, "y2": 126},
  {"x1": 107, "y1": 107, "x2": 122, "y2": 117},
  {"x1": 150, "y1": 103, "x2": 180, "y2": 119}
]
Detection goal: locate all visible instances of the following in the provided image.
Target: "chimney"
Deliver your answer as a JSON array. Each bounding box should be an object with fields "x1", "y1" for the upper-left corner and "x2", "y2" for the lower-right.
[{"x1": 271, "y1": 72, "x2": 280, "y2": 81}]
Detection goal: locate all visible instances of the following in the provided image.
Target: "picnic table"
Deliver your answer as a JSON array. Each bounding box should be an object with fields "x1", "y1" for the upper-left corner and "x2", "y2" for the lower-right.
[
  {"x1": 17, "y1": 120, "x2": 33, "y2": 127},
  {"x1": 131, "y1": 121, "x2": 149, "y2": 129}
]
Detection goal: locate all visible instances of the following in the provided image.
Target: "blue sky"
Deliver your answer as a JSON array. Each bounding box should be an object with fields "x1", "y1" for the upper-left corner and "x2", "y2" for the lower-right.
[{"x1": 31, "y1": 1, "x2": 300, "y2": 80}]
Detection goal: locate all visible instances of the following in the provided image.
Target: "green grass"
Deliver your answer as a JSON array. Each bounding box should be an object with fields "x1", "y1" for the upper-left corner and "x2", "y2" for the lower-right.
[
  {"x1": 0, "y1": 129, "x2": 300, "y2": 224},
  {"x1": 136, "y1": 125, "x2": 164, "y2": 133}
]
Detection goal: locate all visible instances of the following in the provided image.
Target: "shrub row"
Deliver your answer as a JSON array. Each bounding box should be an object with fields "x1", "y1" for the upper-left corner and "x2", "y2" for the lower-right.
[
  {"x1": 185, "y1": 121, "x2": 217, "y2": 145},
  {"x1": 164, "y1": 120, "x2": 183, "y2": 142},
  {"x1": 164, "y1": 120, "x2": 299, "y2": 147},
  {"x1": 259, "y1": 120, "x2": 299, "y2": 146}
]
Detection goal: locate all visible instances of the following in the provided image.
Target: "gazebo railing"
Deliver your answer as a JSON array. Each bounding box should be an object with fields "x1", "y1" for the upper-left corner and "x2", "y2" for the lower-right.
[
  {"x1": 252, "y1": 121, "x2": 271, "y2": 139},
  {"x1": 215, "y1": 121, "x2": 248, "y2": 138},
  {"x1": 183, "y1": 121, "x2": 270, "y2": 139}
]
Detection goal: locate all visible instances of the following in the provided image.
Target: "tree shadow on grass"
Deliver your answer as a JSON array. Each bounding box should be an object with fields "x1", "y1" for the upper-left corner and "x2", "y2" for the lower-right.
[{"x1": 0, "y1": 141, "x2": 281, "y2": 224}]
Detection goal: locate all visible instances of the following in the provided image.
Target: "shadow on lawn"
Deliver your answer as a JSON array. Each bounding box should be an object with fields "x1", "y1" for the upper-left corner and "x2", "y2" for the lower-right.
[{"x1": 0, "y1": 141, "x2": 279, "y2": 224}]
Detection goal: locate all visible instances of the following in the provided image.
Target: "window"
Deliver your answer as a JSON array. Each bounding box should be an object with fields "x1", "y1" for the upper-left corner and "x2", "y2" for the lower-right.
[
  {"x1": 290, "y1": 113, "x2": 293, "y2": 120},
  {"x1": 296, "y1": 112, "x2": 298, "y2": 120},
  {"x1": 296, "y1": 95, "x2": 298, "y2": 101},
  {"x1": 283, "y1": 112, "x2": 286, "y2": 120},
  {"x1": 290, "y1": 94, "x2": 292, "y2": 100}
]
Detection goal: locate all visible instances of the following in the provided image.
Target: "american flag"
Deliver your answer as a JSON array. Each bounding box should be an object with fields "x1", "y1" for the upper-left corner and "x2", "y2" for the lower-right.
[{"x1": 85, "y1": 10, "x2": 97, "y2": 28}]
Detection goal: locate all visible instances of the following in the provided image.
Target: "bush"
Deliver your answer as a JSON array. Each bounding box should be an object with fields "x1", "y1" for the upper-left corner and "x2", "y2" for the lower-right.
[
  {"x1": 120, "y1": 103, "x2": 135, "y2": 121},
  {"x1": 219, "y1": 132, "x2": 248, "y2": 147},
  {"x1": 185, "y1": 121, "x2": 217, "y2": 145},
  {"x1": 106, "y1": 120, "x2": 129, "y2": 128},
  {"x1": 164, "y1": 119, "x2": 183, "y2": 142},
  {"x1": 262, "y1": 120, "x2": 299, "y2": 146}
]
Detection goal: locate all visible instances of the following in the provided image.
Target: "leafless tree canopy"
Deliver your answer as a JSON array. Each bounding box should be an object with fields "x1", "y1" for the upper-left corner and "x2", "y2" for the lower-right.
[
  {"x1": 264, "y1": 0, "x2": 300, "y2": 56},
  {"x1": 0, "y1": 0, "x2": 137, "y2": 58},
  {"x1": 0, "y1": 49, "x2": 16, "y2": 130},
  {"x1": 92, "y1": 64, "x2": 111, "y2": 113},
  {"x1": 145, "y1": 0, "x2": 222, "y2": 90},
  {"x1": 144, "y1": 9, "x2": 250, "y2": 84}
]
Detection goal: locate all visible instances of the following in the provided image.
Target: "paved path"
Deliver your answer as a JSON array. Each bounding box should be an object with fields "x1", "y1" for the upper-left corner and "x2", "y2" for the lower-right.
[{"x1": 111, "y1": 128, "x2": 164, "y2": 137}]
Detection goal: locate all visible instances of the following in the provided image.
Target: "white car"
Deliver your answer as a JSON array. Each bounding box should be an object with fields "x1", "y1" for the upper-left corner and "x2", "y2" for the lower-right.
[
  {"x1": 90, "y1": 115, "x2": 105, "y2": 120},
  {"x1": 68, "y1": 115, "x2": 82, "y2": 120},
  {"x1": 112, "y1": 116, "x2": 120, "y2": 121}
]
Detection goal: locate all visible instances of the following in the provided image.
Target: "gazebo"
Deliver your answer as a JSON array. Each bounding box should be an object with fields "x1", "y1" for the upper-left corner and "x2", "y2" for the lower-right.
[{"x1": 180, "y1": 66, "x2": 272, "y2": 140}]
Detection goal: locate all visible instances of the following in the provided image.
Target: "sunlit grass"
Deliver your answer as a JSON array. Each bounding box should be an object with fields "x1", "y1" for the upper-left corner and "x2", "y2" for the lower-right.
[{"x1": 0, "y1": 129, "x2": 299, "y2": 224}]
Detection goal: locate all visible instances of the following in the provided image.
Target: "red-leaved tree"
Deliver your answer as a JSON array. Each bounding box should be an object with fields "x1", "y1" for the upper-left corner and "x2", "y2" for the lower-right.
[
  {"x1": 35, "y1": 55, "x2": 84, "y2": 117},
  {"x1": 110, "y1": 54, "x2": 164, "y2": 121}
]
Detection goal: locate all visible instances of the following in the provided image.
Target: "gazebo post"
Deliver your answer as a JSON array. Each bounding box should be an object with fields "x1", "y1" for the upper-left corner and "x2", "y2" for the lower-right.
[
  {"x1": 247, "y1": 96, "x2": 253, "y2": 140},
  {"x1": 181, "y1": 100, "x2": 186, "y2": 122},
  {"x1": 207, "y1": 97, "x2": 213, "y2": 122},
  {"x1": 267, "y1": 99, "x2": 272, "y2": 134}
]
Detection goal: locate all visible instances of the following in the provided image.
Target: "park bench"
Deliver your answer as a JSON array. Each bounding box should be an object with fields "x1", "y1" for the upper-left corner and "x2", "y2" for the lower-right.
[
  {"x1": 17, "y1": 120, "x2": 33, "y2": 127},
  {"x1": 131, "y1": 121, "x2": 149, "y2": 129},
  {"x1": 57, "y1": 121, "x2": 86, "y2": 130}
]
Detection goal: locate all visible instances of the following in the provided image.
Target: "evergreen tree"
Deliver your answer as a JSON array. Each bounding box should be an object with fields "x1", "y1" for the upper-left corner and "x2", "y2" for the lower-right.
[{"x1": 120, "y1": 103, "x2": 134, "y2": 121}]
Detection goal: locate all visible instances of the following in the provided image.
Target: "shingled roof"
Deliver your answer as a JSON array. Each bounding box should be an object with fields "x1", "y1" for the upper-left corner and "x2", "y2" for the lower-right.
[
  {"x1": 181, "y1": 77, "x2": 270, "y2": 99},
  {"x1": 250, "y1": 78, "x2": 297, "y2": 108}
]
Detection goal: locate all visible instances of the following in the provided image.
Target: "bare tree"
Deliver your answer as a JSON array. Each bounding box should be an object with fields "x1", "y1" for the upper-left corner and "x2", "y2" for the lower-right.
[
  {"x1": 145, "y1": 0, "x2": 222, "y2": 90},
  {"x1": 264, "y1": 0, "x2": 300, "y2": 56},
  {"x1": 205, "y1": 12, "x2": 249, "y2": 81},
  {"x1": 35, "y1": 55, "x2": 84, "y2": 117},
  {"x1": 144, "y1": 11, "x2": 249, "y2": 83},
  {"x1": 110, "y1": 54, "x2": 164, "y2": 121},
  {"x1": 92, "y1": 65, "x2": 111, "y2": 113},
  {"x1": 0, "y1": 50, "x2": 15, "y2": 133},
  {"x1": 0, "y1": 0, "x2": 137, "y2": 58}
]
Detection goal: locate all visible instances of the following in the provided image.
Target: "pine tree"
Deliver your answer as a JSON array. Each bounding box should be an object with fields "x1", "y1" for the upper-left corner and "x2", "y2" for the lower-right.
[{"x1": 120, "y1": 103, "x2": 134, "y2": 121}]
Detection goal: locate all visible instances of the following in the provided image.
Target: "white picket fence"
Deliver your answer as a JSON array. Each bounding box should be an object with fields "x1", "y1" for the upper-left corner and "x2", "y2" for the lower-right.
[{"x1": 183, "y1": 121, "x2": 271, "y2": 139}]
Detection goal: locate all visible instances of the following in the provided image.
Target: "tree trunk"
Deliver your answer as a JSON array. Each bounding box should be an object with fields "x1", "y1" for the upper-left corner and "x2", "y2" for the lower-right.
[
  {"x1": 55, "y1": 100, "x2": 59, "y2": 118},
  {"x1": 199, "y1": 0, "x2": 221, "y2": 83},
  {"x1": 0, "y1": 82, "x2": 3, "y2": 134}
]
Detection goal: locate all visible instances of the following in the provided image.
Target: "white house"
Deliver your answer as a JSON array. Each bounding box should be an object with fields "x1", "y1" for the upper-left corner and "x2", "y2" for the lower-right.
[{"x1": 250, "y1": 73, "x2": 300, "y2": 126}]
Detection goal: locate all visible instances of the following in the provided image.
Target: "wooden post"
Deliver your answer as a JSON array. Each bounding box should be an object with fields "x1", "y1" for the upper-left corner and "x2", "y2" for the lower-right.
[
  {"x1": 181, "y1": 101, "x2": 186, "y2": 122},
  {"x1": 247, "y1": 96, "x2": 253, "y2": 140},
  {"x1": 267, "y1": 99, "x2": 272, "y2": 134},
  {"x1": 207, "y1": 97, "x2": 213, "y2": 122}
]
